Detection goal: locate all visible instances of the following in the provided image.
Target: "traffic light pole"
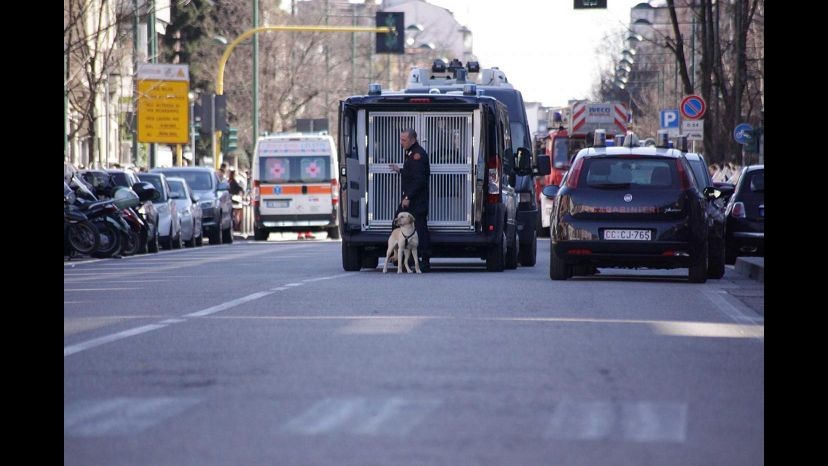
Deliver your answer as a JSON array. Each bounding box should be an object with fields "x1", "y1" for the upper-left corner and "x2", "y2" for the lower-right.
[{"x1": 212, "y1": 24, "x2": 395, "y2": 170}]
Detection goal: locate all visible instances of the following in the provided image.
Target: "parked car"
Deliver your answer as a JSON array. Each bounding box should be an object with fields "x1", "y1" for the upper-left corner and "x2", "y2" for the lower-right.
[
  {"x1": 542, "y1": 132, "x2": 723, "y2": 283},
  {"x1": 166, "y1": 176, "x2": 203, "y2": 247},
  {"x1": 725, "y1": 165, "x2": 764, "y2": 264},
  {"x1": 137, "y1": 172, "x2": 182, "y2": 250},
  {"x1": 681, "y1": 152, "x2": 734, "y2": 279},
  {"x1": 151, "y1": 167, "x2": 232, "y2": 245}
]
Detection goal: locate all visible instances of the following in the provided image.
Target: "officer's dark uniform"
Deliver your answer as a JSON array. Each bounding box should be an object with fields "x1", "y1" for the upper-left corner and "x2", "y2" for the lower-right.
[{"x1": 398, "y1": 141, "x2": 431, "y2": 267}]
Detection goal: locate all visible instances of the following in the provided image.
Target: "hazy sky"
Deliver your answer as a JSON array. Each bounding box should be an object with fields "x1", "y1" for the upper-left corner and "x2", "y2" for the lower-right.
[{"x1": 426, "y1": 0, "x2": 646, "y2": 106}]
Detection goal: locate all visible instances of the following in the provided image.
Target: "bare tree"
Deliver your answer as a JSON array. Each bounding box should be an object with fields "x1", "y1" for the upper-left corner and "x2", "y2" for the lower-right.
[{"x1": 65, "y1": 0, "x2": 131, "y2": 165}]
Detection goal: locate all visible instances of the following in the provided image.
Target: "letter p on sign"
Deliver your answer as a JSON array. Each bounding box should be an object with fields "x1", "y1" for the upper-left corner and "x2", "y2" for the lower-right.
[{"x1": 660, "y1": 109, "x2": 680, "y2": 129}]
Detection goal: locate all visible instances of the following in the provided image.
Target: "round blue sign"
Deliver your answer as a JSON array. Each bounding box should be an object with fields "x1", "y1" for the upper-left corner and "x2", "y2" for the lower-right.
[
  {"x1": 680, "y1": 95, "x2": 706, "y2": 120},
  {"x1": 733, "y1": 123, "x2": 754, "y2": 144}
]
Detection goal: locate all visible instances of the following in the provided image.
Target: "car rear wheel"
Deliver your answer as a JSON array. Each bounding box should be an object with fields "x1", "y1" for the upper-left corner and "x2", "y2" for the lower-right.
[
  {"x1": 707, "y1": 237, "x2": 726, "y2": 279},
  {"x1": 362, "y1": 255, "x2": 379, "y2": 269},
  {"x1": 549, "y1": 243, "x2": 570, "y2": 280},
  {"x1": 328, "y1": 226, "x2": 341, "y2": 240},
  {"x1": 689, "y1": 240, "x2": 708, "y2": 283}
]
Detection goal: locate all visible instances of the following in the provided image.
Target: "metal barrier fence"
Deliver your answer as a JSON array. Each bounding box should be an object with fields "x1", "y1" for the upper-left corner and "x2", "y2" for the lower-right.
[{"x1": 235, "y1": 195, "x2": 255, "y2": 237}]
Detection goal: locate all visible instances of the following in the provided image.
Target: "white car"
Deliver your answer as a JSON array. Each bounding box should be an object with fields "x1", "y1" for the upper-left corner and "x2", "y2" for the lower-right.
[{"x1": 166, "y1": 177, "x2": 203, "y2": 247}]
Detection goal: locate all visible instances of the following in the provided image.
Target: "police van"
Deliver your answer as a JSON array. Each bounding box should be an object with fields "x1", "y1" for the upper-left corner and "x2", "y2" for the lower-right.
[
  {"x1": 405, "y1": 59, "x2": 547, "y2": 266},
  {"x1": 251, "y1": 133, "x2": 339, "y2": 240},
  {"x1": 338, "y1": 82, "x2": 549, "y2": 272}
]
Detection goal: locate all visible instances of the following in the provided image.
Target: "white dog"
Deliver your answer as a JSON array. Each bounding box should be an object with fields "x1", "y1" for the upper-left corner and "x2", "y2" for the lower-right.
[{"x1": 383, "y1": 211, "x2": 421, "y2": 274}]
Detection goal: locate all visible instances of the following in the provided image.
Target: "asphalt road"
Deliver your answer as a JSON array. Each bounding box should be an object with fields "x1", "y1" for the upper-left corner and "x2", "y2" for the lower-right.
[{"x1": 64, "y1": 237, "x2": 764, "y2": 465}]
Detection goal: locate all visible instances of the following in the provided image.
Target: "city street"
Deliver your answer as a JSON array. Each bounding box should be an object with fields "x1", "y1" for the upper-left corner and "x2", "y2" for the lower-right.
[{"x1": 65, "y1": 238, "x2": 764, "y2": 465}]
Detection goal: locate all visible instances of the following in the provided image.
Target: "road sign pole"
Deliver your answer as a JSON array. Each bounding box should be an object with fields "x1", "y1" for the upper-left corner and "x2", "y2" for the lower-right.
[{"x1": 210, "y1": 93, "x2": 216, "y2": 167}]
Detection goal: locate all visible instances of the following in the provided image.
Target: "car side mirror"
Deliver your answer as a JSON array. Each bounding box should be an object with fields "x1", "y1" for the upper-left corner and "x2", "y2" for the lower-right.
[
  {"x1": 712, "y1": 183, "x2": 735, "y2": 198},
  {"x1": 535, "y1": 154, "x2": 551, "y2": 176},
  {"x1": 217, "y1": 181, "x2": 230, "y2": 191},
  {"x1": 702, "y1": 186, "x2": 721, "y2": 200},
  {"x1": 515, "y1": 147, "x2": 532, "y2": 174},
  {"x1": 542, "y1": 185, "x2": 559, "y2": 199}
]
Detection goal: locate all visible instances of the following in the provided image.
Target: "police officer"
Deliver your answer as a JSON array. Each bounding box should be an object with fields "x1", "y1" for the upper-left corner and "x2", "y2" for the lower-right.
[{"x1": 390, "y1": 128, "x2": 431, "y2": 272}]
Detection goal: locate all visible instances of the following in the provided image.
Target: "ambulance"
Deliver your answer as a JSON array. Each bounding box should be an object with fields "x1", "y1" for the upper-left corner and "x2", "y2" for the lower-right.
[{"x1": 251, "y1": 133, "x2": 339, "y2": 240}]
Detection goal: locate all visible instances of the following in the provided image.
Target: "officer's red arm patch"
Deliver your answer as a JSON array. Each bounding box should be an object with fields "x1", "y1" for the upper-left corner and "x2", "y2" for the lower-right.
[{"x1": 413, "y1": 153, "x2": 421, "y2": 160}]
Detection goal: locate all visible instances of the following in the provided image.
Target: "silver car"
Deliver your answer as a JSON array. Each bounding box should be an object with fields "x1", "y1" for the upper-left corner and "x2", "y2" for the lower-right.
[
  {"x1": 137, "y1": 173, "x2": 182, "y2": 250},
  {"x1": 166, "y1": 177, "x2": 203, "y2": 247}
]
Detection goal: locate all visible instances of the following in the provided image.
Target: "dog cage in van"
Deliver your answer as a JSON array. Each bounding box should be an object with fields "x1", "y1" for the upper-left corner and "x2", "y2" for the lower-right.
[{"x1": 365, "y1": 111, "x2": 477, "y2": 231}]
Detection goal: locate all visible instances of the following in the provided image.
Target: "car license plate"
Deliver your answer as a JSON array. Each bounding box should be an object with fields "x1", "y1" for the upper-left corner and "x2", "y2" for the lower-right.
[
  {"x1": 266, "y1": 200, "x2": 289, "y2": 208},
  {"x1": 603, "y1": 229, "x2": 652, "y2": 240}
]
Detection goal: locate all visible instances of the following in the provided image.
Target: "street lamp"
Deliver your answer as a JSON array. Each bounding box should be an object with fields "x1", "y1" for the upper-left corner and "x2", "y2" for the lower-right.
[{"x1": 188, "y1": 90, "x2": 196, "y2": 164}]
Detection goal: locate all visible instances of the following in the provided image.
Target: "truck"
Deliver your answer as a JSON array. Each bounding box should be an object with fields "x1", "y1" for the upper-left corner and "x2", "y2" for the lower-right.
[{"x1": 535, "y1": 101, "x2": 629, "y2": 235}]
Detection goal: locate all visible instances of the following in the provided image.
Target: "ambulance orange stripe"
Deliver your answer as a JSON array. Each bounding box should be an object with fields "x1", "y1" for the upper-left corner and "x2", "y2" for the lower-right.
[{"x1": 260, "y1": 185, "x2": 331, "y2": 195}]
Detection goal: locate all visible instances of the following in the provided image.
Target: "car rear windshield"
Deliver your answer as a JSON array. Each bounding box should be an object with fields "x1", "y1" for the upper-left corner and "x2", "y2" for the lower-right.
[
  {"x1": 746, "y1": 170, "x2": 764, "y2": 193},
  {"x1": 158, "y1": 171, "x2": 213, "y2": 191},
  {"x1": 259, "y1": 156, "x2": 331, "y2": 184},
  {"x1": 167, "y1": 180, "x2": 188, "y2": 199},
  {"x1": 108, "y1": 172, "x2": 135, "y2": 187},
  {"x1": 583, "y1": 157, "x2": 678, "y2": 189},
  {"x1": 138, "y1": 175, "x2": 167, "y2": 201}
]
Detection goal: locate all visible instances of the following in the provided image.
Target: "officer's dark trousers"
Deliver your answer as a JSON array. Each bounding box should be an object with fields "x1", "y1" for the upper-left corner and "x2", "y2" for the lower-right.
[{"x1": 412, "y1": 211, "x2": 430, "y2": 260}]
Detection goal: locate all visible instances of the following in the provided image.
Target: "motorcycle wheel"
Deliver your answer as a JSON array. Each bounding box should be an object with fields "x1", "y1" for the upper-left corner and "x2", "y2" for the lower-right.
[{"x1": 67, "y1": 221, "x2": 99, "y2": 255}]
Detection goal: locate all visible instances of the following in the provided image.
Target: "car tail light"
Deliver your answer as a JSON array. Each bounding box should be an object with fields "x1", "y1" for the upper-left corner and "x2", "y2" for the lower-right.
[
  {"x1": 331, "y1": 178, "x2": 339, "y2": 206},
  {"x1": 252, "y1": 180, "x2": 260, "y2": 207},
  {"x1": 568, "y1": 248, "x2": 592, "y2": 255},
  {"x1": 675, "y1": 159, "x2": 693, "y2": 190},
  {"x1": 487, "y1": 155, "x2": 500, "y2": 204},
  {"x1": 565, "y1": 158, "x2": 585, "y2": 189},
  {"x1": 730, "y1": 201, "x2": 746, "y2": 218}
]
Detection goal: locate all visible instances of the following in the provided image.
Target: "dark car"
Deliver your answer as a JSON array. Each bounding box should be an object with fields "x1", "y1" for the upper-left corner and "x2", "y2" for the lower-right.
[
  {"x1": 151, "y1": 167, "x2": 233, "y2": 245},
  {"x1": 725, "y1": 165, "x2": 764, "y2": 263},
  {"x1": 682, "y1": 152, "x2": 734, "y2": 278},
  {"x1": 404, "y1": 59, "x2": 551, "y2": 267},
  {"x1": 542, "y1": 132, "x2": 721, "y2": 283}
]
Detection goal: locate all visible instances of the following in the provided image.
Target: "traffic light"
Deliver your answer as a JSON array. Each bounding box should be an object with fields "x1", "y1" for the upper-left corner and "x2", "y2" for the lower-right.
[
  {"x1": 574, "y1": 0, "x2": 607, "y2": 8},
  {"x1": 376, "y1": 12, "x2": 404, "y2": 54},
  {"x1": 222, "y1": 127, "x2": 238, "y2": 153}
]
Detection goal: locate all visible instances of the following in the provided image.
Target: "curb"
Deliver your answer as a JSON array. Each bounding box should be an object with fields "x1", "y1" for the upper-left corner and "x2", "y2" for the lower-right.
[{"x1": 734, "y1": 257, "x2": 764, "y2": 283}]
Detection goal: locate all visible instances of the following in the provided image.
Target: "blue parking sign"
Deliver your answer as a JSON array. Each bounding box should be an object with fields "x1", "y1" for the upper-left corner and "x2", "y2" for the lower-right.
[{"x1": 660, "y1": 109, "x2": 680, "y2": 129}]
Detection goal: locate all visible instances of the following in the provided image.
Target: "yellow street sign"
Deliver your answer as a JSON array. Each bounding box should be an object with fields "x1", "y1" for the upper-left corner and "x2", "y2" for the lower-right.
[{"x1": 137, "y1": 64, "x2": 190, "y2": 144}]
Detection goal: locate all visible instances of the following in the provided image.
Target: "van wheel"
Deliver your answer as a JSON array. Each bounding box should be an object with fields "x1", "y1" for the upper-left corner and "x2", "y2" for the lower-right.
[
  {"x1": 254, "y1": 227, "x2": 269, "y2": 241},
  {"x1": 549, "y1": 244, "x2": 570, "y2": 280},
  {"x1": 519, "y1": 229, "x2": 537, "y2": 267},
  {"x1": 342, "y1": 243, "x2": 362, "y2": 271},
  {"x1": 328, "y1": 226, "x2": 340, "y2": 240},
  {"x1": 505, "y1": 229, "x2": 518, "y2": 270},
  {"x1": 362, "y1": 255, "x2": 379, "y2": 269},
  {"x1": 486, "y1": 232, "x2": 505, "y2": 272},
  {"x1": 689, "y1": 240, "x2": 708, "y2": 283}
]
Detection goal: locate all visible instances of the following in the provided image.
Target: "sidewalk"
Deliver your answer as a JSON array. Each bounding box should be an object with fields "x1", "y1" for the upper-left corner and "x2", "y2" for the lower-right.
[
  {"x1": 727, "y1": 256, "x2": 764, "y2": 316},
  {"x1": 734, "y1": 256, "x2": 764, "y2": 283}
]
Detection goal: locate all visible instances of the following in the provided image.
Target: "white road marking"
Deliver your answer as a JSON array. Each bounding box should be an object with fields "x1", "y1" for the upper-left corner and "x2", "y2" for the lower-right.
[
  {"x1": 284, "y1": 397, "x2": 441, "y2": 436},
  {"x1": 64, "y1": 397, "x2": 201, "y2": 437},
  {"x1": 544, "y1": 401, "x2": 687, "y2": 443},
  {"x1": 184, "y1": 291, "x2": 274, "y2": 317},
  {"x1": 702, "y1": 289, "x2": 764, "y2": 343},
  {"x1": 338, "y1": 317, "x2": 426, "y2": 335},
  {"x1": 64, "y1": 324, "x2": 169, "y2": 357}
]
